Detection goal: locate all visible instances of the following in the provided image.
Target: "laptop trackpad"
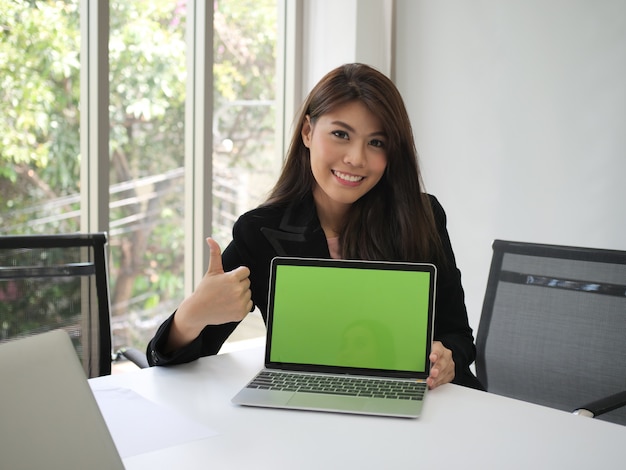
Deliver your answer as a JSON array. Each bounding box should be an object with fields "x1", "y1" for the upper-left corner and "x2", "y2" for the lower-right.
[{"x1": 287, "y1": 393, "x2": 366, "y2": 412}]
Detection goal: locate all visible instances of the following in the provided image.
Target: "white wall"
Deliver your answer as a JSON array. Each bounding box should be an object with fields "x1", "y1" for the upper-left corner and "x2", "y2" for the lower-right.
[
  {"x1": 298, "y1": 0, "x2": 626, "y2": 334},
  {"x1": 300, "y1": 0, "x2": 393, "y2": 95},
  {"x1": 394, "y1": 0, "x2": 626, "y2": 331}
]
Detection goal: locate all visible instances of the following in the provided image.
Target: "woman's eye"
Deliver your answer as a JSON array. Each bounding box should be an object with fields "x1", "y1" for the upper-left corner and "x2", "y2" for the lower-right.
[
  {"x1": 331, "y1": 130, "x2": 349, "y2": 139},
  {"x1": 370, "y1": 139, "x2": 385, "y2": 148}
]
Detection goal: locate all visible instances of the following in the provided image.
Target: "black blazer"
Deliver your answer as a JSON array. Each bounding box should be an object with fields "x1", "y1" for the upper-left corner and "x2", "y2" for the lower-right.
[{"x1": 147, "y1": 193, "x2": 483, "y2": 390}]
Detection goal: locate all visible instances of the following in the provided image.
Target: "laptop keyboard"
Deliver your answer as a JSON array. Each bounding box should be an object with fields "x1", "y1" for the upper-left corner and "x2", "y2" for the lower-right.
[{"x1": 247, "y1": 371, "x2": 426, "y2": 400}]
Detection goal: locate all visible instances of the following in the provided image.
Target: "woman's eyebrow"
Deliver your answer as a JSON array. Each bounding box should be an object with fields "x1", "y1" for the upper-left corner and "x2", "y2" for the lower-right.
[{"x1": 330, "y1": 120, "x2": 387, "y2": 138}]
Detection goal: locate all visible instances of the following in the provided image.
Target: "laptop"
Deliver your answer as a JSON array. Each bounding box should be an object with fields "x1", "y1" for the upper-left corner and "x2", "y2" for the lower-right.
[
  {"x1": 0, "y1": 330, "x2": 125, "y2": 470},
  {"x1": 232, "y1": 257, "x2": 436, "y2": 418}
]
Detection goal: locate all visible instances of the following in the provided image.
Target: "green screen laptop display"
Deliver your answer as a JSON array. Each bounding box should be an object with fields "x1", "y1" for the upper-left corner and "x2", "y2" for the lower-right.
[{"x1": 266, "y1": 258, "x2": 435, "y2": 376}]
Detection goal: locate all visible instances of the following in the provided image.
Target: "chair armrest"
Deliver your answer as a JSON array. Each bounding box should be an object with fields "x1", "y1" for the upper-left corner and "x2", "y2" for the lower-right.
[
  {"x1": 572, "y1": 390, "x2": 626, "y2": 418},
  {"x1": 115, "y1": 347, "x2": 149, "y2": 369}
]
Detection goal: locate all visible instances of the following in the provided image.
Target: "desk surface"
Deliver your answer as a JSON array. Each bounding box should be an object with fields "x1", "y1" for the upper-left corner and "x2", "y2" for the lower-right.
[{"x1": 90, "y1": 345, "x2": 625, "y2": 470}]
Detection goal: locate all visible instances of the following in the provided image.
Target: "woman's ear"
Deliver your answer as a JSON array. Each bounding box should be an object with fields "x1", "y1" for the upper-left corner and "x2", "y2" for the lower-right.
[{"x1": 301, "y1": 115, "x2": 312, "y2": 148}]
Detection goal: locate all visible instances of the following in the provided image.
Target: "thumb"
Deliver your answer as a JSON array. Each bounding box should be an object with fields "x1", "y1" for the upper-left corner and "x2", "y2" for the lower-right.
[{"x1": 206, "y1": 237, "x2": 224, "y2": 275}]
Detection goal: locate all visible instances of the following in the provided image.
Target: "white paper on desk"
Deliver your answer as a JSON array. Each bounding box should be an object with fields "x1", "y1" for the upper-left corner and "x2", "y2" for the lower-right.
[{"x1": 93, "y1": 387, "x2": 219, "y2": 458}]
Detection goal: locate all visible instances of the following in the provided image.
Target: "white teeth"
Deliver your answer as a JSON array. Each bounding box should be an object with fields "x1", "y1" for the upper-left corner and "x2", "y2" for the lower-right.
[{"x1": 333, "y1": 170, "x2": 364, "y2": 182}]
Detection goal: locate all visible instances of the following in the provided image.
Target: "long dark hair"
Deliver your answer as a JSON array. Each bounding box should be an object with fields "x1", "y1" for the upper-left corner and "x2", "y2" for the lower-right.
[{"x1": 265, "y1": 63, "x2": 442, "y2": 263}]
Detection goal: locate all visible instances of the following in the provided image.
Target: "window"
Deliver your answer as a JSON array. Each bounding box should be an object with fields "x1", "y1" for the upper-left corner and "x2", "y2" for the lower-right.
[
  {"x1": 0, "y1": 0, "x2": 81, "y2": 234},
  {"x1": 108, "y1": 0, "x2": 189, "y2": 351},
  {"x1": 1, "y1": 0, "x2": 280, "y2": 353}
]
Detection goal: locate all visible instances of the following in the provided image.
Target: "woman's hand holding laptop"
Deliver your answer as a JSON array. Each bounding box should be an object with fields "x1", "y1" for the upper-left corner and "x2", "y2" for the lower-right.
[{"x1": 427, "y1": 342, "x2": 455, "y2": 389}]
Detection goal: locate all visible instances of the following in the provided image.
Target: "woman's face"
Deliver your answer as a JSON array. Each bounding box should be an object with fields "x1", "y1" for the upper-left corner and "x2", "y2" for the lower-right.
[{"x1": 301, "y1": 100, "x2": 388, "y2": 212}]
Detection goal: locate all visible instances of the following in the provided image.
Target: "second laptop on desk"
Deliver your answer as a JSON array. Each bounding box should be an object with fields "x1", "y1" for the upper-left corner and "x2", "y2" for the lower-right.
[{"x1": 232, "y1": 257, "x2": 436, "y2": 418}]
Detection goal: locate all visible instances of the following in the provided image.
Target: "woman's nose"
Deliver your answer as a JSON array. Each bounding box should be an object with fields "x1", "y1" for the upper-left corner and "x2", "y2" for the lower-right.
[{"x1": 343, "y1": 144, "x2": 366, "y2": 167}]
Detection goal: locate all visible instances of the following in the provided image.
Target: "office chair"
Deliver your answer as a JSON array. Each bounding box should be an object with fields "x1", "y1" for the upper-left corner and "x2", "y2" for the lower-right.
[
  {"x1": 476, "y1": 239, "x2": 626, "y2": 426},
  {"x1": 0, "y1": 233, "x2": 147, "y2": 377}
]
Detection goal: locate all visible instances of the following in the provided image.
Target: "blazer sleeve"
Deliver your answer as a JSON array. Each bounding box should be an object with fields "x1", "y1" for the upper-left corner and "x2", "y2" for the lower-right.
[{"x1": 429, "y1": 195, "x2": 483, "y2": 390}]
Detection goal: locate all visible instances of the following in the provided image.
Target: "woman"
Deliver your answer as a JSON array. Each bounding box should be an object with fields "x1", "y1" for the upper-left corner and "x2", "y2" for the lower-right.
[{"x1": 147, "y1": 63, "x2": 483, "y2": 390}]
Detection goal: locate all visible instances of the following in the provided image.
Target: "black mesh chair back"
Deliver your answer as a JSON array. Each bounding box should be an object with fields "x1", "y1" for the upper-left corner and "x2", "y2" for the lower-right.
[
  {"x1": 476, "y1": 240, "x2": 626, "y2": 426},
  {"x1": 0, "y1": 233, "x2": 112, "y2": 377}
]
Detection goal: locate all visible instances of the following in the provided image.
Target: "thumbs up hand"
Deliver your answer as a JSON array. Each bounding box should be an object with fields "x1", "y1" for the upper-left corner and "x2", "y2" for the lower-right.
[
  {"x1": 200, "y1": 237, "x2": 253, "y2": 320},
  {"x1": 166, "y1": 238, "x2": 253, "y2": 352}
]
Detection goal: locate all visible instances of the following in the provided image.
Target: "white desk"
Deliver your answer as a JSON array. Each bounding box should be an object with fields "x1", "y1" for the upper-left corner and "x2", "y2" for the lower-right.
[{"x1": 90, "y1": 346, "x2": 625, "y2": 469}]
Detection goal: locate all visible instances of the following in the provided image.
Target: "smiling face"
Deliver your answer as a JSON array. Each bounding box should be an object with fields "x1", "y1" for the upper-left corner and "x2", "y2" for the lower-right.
[{"x1": 301, "y1": 100, "x2": 388, "y2": 224}]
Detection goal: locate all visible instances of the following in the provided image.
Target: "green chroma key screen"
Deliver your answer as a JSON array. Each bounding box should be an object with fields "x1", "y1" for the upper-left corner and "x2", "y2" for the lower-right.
[{"x1": 268, "y1": 263, "x2": 432, "y2": 372}]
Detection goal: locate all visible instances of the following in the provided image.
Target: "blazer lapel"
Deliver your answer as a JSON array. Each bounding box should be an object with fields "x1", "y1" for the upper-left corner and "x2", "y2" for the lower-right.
[{"x1": 260, "y1": 195, "x2": 330, "y2": 258}]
